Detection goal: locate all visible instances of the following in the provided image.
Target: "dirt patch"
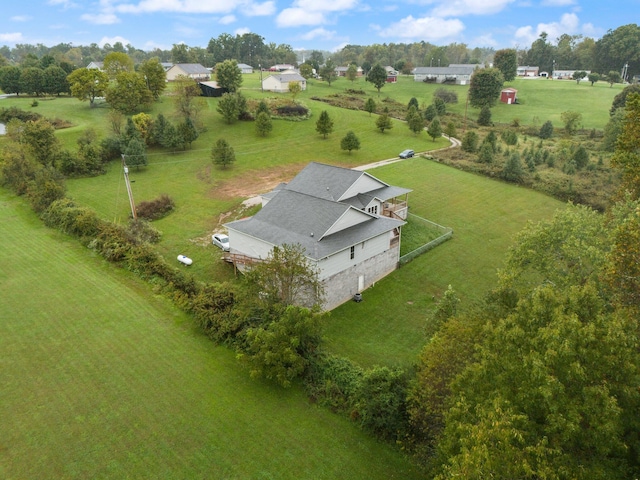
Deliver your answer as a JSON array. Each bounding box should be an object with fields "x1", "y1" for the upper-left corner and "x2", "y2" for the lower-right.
[{"x1": 208, "y1": 164, "x2": 304, "y2": 200}]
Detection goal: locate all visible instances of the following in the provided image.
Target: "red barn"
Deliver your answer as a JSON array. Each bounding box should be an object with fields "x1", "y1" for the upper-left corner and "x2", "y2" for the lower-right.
[{"x1": 500, "y1": 88, "x2": 518, "y2": 104}]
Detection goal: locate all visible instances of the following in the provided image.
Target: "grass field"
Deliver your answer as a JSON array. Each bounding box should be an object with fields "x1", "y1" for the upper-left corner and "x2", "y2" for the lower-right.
[
  {"x1": 0, "y1": 191, "x2": 423, "y2": 479},
  {"x1": 323, "y1": 158, "x2": 565, "y2": 367}
]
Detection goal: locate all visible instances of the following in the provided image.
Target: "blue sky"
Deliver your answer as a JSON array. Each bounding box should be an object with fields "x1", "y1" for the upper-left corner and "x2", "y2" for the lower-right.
[{"x1": 0, "y1": 0, "x2": 636, "y2": 54}]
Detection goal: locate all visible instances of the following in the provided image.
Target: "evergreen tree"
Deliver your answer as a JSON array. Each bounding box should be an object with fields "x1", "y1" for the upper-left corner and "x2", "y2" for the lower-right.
[
  {"x1": 364, "y1": 97, "x2": 377, "y2": 116},
  {"x1": 502, "y1": 151, "x2": 524, "y2": 183},
  {"x1": 178, "y1": 117, "x2": 199, "y2": 149},
  {"x1": 375, "y1": 113, "x2": 393, "y2": 133},
  {"x1": 539, "y1": 120, "x2": 554, "y2": 139},
  {"x1": 211, "y1": 138, "x2": 235, "y2": 169},
  {"x1": 315, "y1": 110, "x2": 334, "y2": 139},
  {"x1": 406, "y1": 105, "x2": 424, "y2": 135},
  {"x1": 427, "y1": 118, "x2": 442, "y2": 142},
  {"x1": 477, "y1": 105, "x2": 492, "y2": 126},
  {"x1": 340, "y1": 131, "x2": 361, "y2": 154},
  {"x1": 461, "y1": 131, "x2": 479, "y2": 153},
  {"x1": 255, "y1": 111, "x2": 273, "y2": 137},
  {"x1": 477, "y1": 142, "x2": 494, "y2": 164},
  {"x1": 424, "y1": 104, "x2": 437, "y2": 122}
]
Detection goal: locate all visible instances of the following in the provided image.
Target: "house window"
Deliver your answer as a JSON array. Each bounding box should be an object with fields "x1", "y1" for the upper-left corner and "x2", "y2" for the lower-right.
[
  {"x1": 350, "y1": 246, "x2": 355, "y2": 260},
  {"x1": 367, "y1": 205, "x2": 378, "y2": 215}
]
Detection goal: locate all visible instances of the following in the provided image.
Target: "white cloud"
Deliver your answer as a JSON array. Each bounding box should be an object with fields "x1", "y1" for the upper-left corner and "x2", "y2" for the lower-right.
[
  {"x1": 431, "y1": 0, "x2": 515, "y2": 17},
  {"x1": 0, "y1": 32, "x2": 24, "y2": 43},
  {"x1": 242, "y1": 1, "x2": 276, "y2": 16},
  {"x1": 219, "y1": 15, "x2": 237, "y2": 24},
  {"x1": 471, "y1": 33, "x2": 498, "y2": 47},
  {"x1": 98, "y1": 35, "x2": 131, "y2": 47},
  {"x1": 234, "y1": 27, "x2": 251, "y2": 35},
  {"x1": 541, "y1": 0, "x2": 575, "y2": 5},
  {"x1": 300, "y1": 27, "x2": 336, "y2": 40},
  {"x1": 378, "y1": 15, "x2": 465, "y2": 40},
  {"x1": 291, "y1": 0, "x2": 358, "y2": 13},
  {"x1": 514, "y1": 12, "x2": 583, "y2": 45},
  {"x1": 116, "y1": 0, "x2": 235, "y2": 14},
  {"x1": 11, "y1": 15, "x2": 32, "y2": 22},
  {"x1": 47, "y1": 0, "x2": 80, "y2": 8},
  {"x1": 81, "y1": 13, "x2": 120, "y2": 24},
  {"x1": 276, "y1": 8, "x2": 326, "y2": 27}
]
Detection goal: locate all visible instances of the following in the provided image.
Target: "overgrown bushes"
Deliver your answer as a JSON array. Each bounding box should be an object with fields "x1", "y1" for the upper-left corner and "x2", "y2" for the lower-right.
[{"x1": 136, "y1": 194, "x2": 175, "y2": 220}]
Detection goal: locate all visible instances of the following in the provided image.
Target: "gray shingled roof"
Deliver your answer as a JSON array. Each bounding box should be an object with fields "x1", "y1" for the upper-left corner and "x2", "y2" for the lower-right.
[
  {"x1": 267, "y1": 73, "x2": 306, "y2": 83},
  {"x1": 414, "y1": 66, "x2": 477, "y2": 75},
  {"x1": 226, "y1": 190, "x2": 403, "y2": 260},
  {"x1": 285, "y1": 162, "x2": 382, "y2": 201},
  {"x1": 225, "y1": 162, "x2": 409, "y2": 260},
  {"x1": 174, "y1": 63, "x2": 210, "y2": 74}
]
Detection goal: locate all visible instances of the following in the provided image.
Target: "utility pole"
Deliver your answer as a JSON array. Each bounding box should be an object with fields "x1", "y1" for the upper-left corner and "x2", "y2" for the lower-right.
[{"x1": 121, "y1": 154, "x2": 137, "y2": 219}]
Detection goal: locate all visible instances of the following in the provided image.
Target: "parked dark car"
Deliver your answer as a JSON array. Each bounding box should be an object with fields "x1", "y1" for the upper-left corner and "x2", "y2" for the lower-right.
[{"x1": 399, "y1": 149, "x2": 414, "y2": 158}]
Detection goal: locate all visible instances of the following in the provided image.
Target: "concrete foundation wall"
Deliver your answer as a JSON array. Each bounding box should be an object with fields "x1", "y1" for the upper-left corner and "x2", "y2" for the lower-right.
[{"x1": 322, "y1": 246, "x2": 400, "y2": 310}]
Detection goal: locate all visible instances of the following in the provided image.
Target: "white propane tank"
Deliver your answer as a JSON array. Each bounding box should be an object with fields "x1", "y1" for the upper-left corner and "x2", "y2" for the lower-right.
[{"x1": 177, "y1": 254, "x2": 193, "y2": 266}]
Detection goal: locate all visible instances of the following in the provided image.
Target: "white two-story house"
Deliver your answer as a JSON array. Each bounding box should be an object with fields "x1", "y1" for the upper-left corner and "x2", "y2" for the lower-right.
[{"x1": 224, "y1": 162, "x2": 411, "y2": 310}]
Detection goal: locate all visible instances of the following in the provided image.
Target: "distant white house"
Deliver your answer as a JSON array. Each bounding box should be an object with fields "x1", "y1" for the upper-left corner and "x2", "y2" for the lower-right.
[
  {"x1": 224, "y1": 162, "x2": 411, "y2": 310},
  {"x1": 413, "y1": 65, "x2": 479, "y2": 85},
  {"x1": 517, "y1": 65, "x2": 539, "y2": 77},
  {"x1": 552, "y1": 69, "x2": 591, "y2": 80},
  {"x1": 86, "y1": 61, "x2": 104, "y2": 70},
  {"x1": 335, "y1": 66, "x2": 363, "y2": 77},
  {"x1": 269, "y1": 64, "x2": 296, "y2": 72},
  {"x1": 166, "y1": 63, "x2": 211, "y2": 81},
  {"x1": 262, "y1": 73, "x2": 307, "y2": 93},
  {"x1": 237, "y1": 63, "x2": 254, "y2": 74}
]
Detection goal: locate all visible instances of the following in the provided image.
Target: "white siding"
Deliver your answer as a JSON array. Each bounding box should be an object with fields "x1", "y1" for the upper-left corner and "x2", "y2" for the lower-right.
[
  {"x1": 318, "y1": 232, "x2": 390, "y2": 279},
  {"x1": 340, "y1": 175, "x2": 385, "y2": 200},
  {"x1": 227, "y1": 229, "x2": 273, "y2": 259},
  {"x1": 323, "y1": 208, "x2": 372, "y2": 237}
]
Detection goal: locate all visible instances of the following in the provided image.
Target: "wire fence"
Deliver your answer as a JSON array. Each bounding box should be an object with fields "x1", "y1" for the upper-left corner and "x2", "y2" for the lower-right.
[{"x1": 399, "y1": 213, "x2": 453, "y2": 265}]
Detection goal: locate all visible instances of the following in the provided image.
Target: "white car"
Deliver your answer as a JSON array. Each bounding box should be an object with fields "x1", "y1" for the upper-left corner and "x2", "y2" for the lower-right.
[{"x1": 212, "y1": 233, "x2": 230, "y2": 251}]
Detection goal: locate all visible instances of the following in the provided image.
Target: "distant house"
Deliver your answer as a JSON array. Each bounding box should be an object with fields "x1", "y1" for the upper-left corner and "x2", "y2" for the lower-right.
[
  {"x1": 335, "y1": 66, "x2": 363, "y2": 77},
  {"x1": 552, "y1": 69, "x2": 591, "y2": 80},
  {"x1": 199, "y1": 81, "x2": 227, "y2": 97},
  {"x1": 262, "y1": 73, "x2": 307, "y2": 93},
  {"x1": 517, "y1": 65, "x2": 539, "y2": 77},
  {"x1": 500, "y1": 88, "x2": 518, "y2": 104},
  {"x1": 161, "y1": 62, "x2": 174, "y2": 71},
  {"x1": 237, "y1": 63, "x2": 254, "y2": 74},
  {"x1": 385, "y1": 66, "x2": 398, "y2": 83},
  {"x1": 413, "y1": 65, "x2": 478, "y2": 85},
  {"x1": 166, "y1": 63, "x2": 211, "y2": 81},
  {"x1": 269, "y1": 64, "x2": 296, "y2": 72},
  {"x1": 224, "y1": 162, "x2": 411, "y2": 310},
  {"x1": 86, "y1": 61, "x2": 104, "y2": 70}
]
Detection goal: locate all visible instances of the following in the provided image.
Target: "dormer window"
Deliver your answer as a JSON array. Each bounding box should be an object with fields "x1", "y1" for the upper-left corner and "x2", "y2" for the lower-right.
[{"x1": 367, "y1": 205, "x2": 378, "y2": 215}]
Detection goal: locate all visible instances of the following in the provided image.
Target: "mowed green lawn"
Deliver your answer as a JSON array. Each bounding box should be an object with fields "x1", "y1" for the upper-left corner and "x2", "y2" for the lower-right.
[
  {"x1": 324, "y1": 158, "x2": 566, "y2": 367},
  {"x1": 0, "y1": 192, "x2": 422, "y2": 479}
]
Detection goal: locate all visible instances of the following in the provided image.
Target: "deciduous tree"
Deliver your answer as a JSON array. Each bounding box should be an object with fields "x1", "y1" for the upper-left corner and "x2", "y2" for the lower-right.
[
  {"x1": 493, "y1": 48, "x2": 517, "y2": 81},
  {"x1": 255, "y1": 111, "x2": 272, "y2": 137},
  {"x1": 469, "y1": 67, "x2": 504, "y2": 108},
  {"x1": 105, "y1": 71, "x2": 153, "y2": 114},
  {"x1": 215, "y1": 59, "x2": 243, "y2": 93},
  {"x1": 67, "y1": 67, "x2": 109, "y2": 106},
  {"x1": 139, "y1": 57, "x2": 167, "y2": 100},
  {"x1": 406, "y1": 105, "x2": 424, "y2": 135},
  {"x1": 367, "y1": 63, "x2": 387, "y2": 95},
  {"x1": 375, "y1": 112, "x2": 393, "y2": 133},
  {"x1": 427, "y1": 117, "x2": 442, "y2": 142}
]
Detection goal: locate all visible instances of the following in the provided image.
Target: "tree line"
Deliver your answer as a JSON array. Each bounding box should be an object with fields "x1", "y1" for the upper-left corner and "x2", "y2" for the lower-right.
[{"x1": 1, "y1": 23, "x2": 637, "y2": 79}]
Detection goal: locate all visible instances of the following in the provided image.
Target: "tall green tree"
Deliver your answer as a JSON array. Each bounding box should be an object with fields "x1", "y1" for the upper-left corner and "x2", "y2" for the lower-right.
[
  {"x1": 0, "y1": 65, "x2": 22, "y2": 95},
  {"x1": 427, "y1": 117, "x2": 442, "y2": 142},
  {"x1": 67, "y1": 67, "x2": 109, "y2": 106},
  {"x1": 319, "y1": 58, "x2": 338, "y2": 86},
  {"x1": 560, "y1": 110, "x2": 582, "y2": 134},
  {"x1": 364, "y1": 97, "x2": 377, "y2": 116},
  {"x1": 340, "y1": 130, "x2": 361, "y2": 154},
  {"x1": 367, "y1": 63, "x2": 387, "y2": 95},
  {"x1": 611, "y1": 93, "x2": 640, "y2": 198},
  {"x1": 105, "y1": 71, "x2": 153, "y2": 114},
  {"x1": 103, "y1": 51, "x2": 134, "y2": 79},
  {"x1": 315, "y1": 110, "x2": 334, "y2": 139},
  {"x1": 139, "y1": 57, "x2": 167, "y2": 100},
  {"x1": 215, "y1": 59, "x2": 243, "y2": 93},
  {"x1": 172, "y1": 74, "x2": 203, "y2": 121},
  {"x1": 217, "y1": 92, "x2": 240, "y2": 124},
  {"x1": 375, "y1": 112, "x2": 393, "y2": 133},
  {"x1": 211, "y1": 138, "x2": 235, "y2": 169},
  {"x1": 42, "y1": 65, "x2": 69, "y2": 96},
  {"x1": 177, "y1": 117, "x2": 199, "y2": 148},
  {"x1": 469, "y1": 68, "x2": 504, "y2": 108},
  {"x1": 406, "y1": 105, "x2": 424, "y2": 136},
  {"x1": 346, "y1": 64, "x2": 358, "y2": 83},
  {"x1": 493, "y1": 48, "x2": 517, "y2": 82},
  {"x1": 21, "y1": 119, "x2": 60, "y2": 166},
  {"x1": 255, "y1": 111, "x2": 273, "y2": 137},
  {"x1": 20, "y1": 67, "x2": 44, "y2": 96}
]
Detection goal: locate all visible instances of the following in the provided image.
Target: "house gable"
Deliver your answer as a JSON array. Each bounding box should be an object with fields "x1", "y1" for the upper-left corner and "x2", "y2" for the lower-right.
[{"x1": 322, "y1": 207, "x2": 374, "y2": 239}]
